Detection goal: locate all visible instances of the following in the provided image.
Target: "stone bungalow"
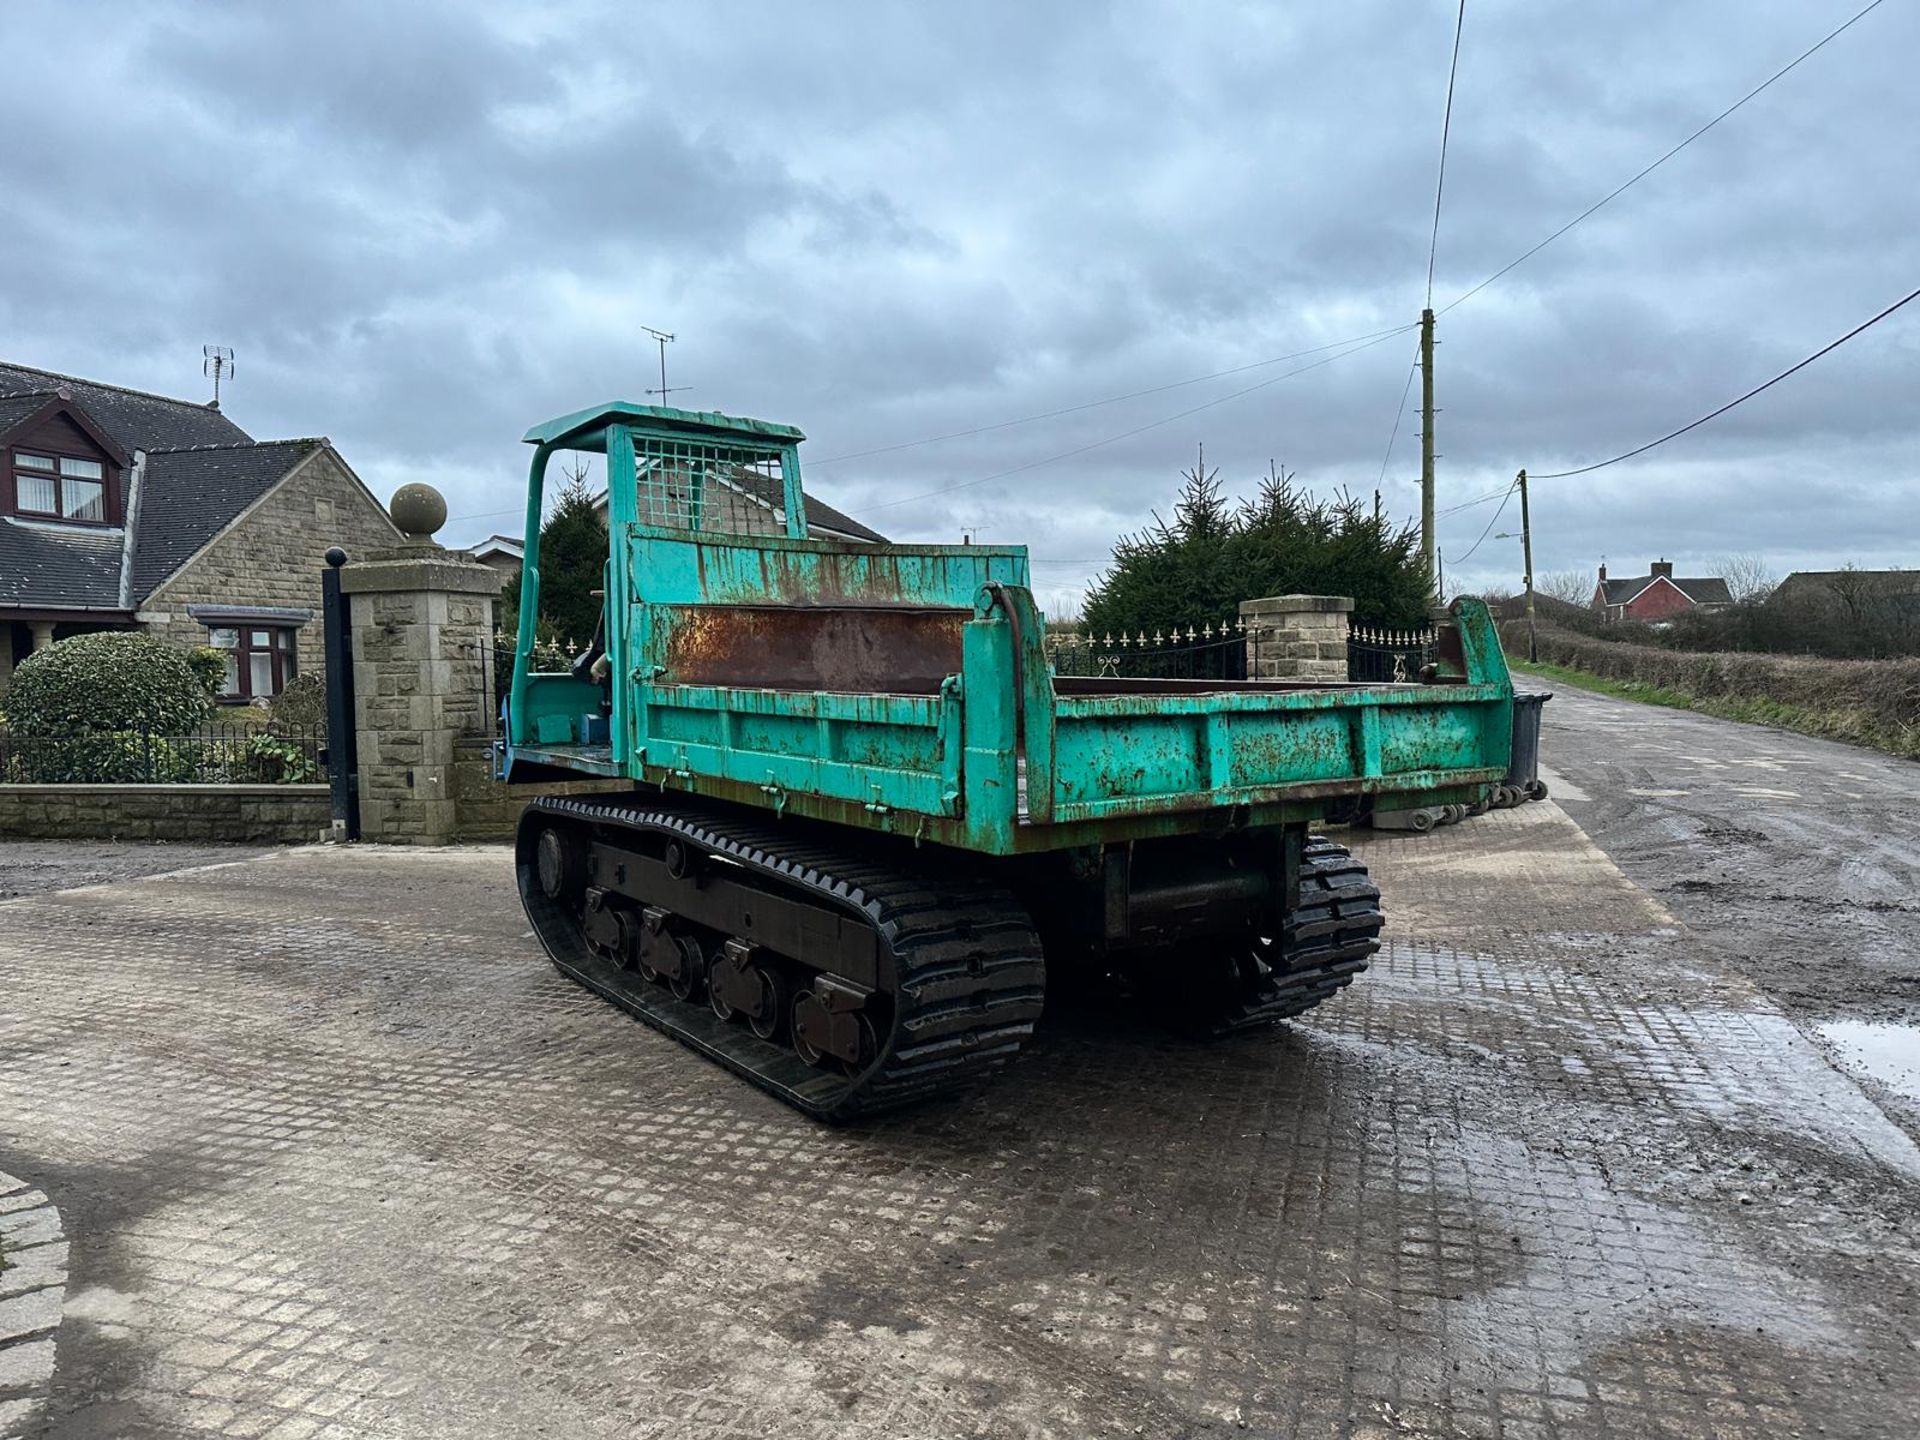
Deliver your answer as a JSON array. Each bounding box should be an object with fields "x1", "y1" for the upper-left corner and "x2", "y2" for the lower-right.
[{"x1": 0, "y1": 361, "x2": 400, "y2": 702}]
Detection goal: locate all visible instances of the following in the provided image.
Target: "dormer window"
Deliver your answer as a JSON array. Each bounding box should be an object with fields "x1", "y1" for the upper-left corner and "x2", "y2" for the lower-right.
[{"x1": 14, "y1": 451, "x2": 107, "y2": 522}]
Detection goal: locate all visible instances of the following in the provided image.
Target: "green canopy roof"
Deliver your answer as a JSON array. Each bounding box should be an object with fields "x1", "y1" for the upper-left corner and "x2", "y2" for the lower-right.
[{"x1": 522, "y1": 402, "x2": 806, "y2": 452}]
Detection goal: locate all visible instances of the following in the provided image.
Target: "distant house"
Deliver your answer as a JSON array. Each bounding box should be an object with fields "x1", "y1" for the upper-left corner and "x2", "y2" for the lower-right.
[
  {"x1": 1773, "y1": 569, "x2": 1920, "y2": 612},
  {"x1": 464, "y1": 533, "x2": 524, "y2": 589},
  {"x1": 1591, "y1": 560, "x2": 1732, "y2": 623},
  {"x1": 0, "y1": 361, "x2": 401, "y2": 702},
  {"x1": 588, "y1": 473, "x2": 886, "y2": 544},
  {"x1": 1491, "y1": 592, "x2": 1589, "y2": 626}
]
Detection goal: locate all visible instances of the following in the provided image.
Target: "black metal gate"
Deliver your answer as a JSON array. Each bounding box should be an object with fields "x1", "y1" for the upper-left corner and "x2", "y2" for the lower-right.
[{"x1": 320, "y1": 547, "x2": 360, "y2": 838}]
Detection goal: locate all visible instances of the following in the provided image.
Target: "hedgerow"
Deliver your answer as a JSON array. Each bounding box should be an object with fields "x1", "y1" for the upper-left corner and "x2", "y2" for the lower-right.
[{"x1": 1510, "y1": 624, "x2": 1920, "y2": 759}]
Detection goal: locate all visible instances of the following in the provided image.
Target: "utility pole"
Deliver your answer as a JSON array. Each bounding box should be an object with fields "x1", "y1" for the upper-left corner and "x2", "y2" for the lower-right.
[
  {"x1": 1517, "y1": 468, "x2": 1537, "y2": 664},
  {"x1": 1419, "y1": 307, "x2": 1437, "y2": 595}
]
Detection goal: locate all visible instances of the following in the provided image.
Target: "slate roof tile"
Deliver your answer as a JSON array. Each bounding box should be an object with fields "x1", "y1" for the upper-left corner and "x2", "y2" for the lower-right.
[
  {"x1": 133, "y1": 439, "x2": 324, "y2": 598},
  {"x1": 0, "y1": 362, "x2": 250, "y2": 454}
]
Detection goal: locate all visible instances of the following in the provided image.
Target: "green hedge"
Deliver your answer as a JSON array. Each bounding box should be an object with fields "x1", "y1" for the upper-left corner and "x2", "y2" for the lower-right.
[
  {"x1": 1510, "y1": 623, "x2": 1920, "y2": 758},
  {"x1": 5, "y1": 632, "x2": 210, "y2": 735}
]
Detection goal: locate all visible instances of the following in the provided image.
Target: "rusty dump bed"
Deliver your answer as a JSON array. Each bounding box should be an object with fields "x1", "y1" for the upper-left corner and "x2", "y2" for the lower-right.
[{"x1": 505, "y1": 536, "x2": 1512, "y2": 857}]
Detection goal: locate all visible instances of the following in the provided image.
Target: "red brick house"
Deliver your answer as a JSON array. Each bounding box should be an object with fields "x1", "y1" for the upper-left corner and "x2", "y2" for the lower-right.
[{"x1": 1592, "y1": 560, "x2": 1732, "y2": 623}]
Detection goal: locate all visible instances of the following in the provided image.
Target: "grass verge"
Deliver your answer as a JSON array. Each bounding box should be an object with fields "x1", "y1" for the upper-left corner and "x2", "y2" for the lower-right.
[{"x1": 1513, "y1": 660, "x2": 1920, "y2": 760}]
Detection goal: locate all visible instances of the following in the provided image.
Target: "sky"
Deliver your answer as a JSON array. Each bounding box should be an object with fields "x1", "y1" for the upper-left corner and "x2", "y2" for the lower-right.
[{"x1": 3, "y1": 0, "x2": 1915, "y2": 617}]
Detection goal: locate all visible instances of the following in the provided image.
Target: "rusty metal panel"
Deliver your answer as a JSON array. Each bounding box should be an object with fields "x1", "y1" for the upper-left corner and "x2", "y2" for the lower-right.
[{"x1": 661, "y1": 604, "x2": 967, "y2": 693}]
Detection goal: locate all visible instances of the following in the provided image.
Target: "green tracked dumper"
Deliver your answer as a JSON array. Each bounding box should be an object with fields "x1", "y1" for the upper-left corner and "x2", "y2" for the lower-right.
[{"x1": 501, "y1": 403, "x2": 1514, "y2": 1120}]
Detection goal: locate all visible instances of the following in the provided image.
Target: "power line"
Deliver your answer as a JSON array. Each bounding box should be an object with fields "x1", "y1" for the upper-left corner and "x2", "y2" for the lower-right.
[
  {"x1": 1450, "y1": 475, "x2": 1516, "y2": 566},
  {"x1": 1439, "y1": 0, "x2": 1888, "y2": 317},
  {"x1": 453, "y1": 3, "x2": 1892, "y2": 534},
  {"x1": 1437, "y1": 483, "x2": 1512, "y2": 518},
  {"x1": 806, "y1": 324, "x2": 1416, "y2": 468},
  {"x1": 1375, "y1": 345, "x2": 1421, "y2": 488},
  {"x1": 860, "y1": 326, "x2": 1416, "y2": 513},
  {"x1": 1427, "y1": 0, "x2": 1469, "y2": 308},
  {"x1": 1440, "y1": 284, "x2": 1917, "y2": 516},
  {"x1": 1533, "y1": 282, "x2": 1920, "y2": 480}
]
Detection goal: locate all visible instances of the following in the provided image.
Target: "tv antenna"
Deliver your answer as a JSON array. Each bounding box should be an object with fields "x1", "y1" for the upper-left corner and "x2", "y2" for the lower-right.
[
  {"x1": 202, "y1": 345, "x2": 235, "y2": 408},
  {"x1": 642, "y1": 327, "x2": 690, "y2": 406}
]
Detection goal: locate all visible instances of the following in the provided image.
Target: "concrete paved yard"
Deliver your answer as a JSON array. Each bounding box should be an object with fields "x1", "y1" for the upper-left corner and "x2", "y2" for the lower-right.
[{"x1": 2, "y1": 805, "x2": 1918, "y2": 1437}]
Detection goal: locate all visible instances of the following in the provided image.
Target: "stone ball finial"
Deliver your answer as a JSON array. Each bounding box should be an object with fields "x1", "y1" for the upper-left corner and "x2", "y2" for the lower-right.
[{"x1": 390, "y1": 483, "x2": 447, "y2": 541}]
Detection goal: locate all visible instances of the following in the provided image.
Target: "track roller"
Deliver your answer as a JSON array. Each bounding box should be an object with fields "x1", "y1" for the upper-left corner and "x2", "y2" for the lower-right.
[{"x1": 517, "y1": 795, "x2": 1047, "y2": 1120}]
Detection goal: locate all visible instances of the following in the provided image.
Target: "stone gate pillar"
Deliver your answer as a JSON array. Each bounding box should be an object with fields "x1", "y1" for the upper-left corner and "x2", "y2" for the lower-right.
[
  {"x1": 337, "y1": 487, "x2": 500, "y2": 844},
  {"x1": 1239, "y1": 594, "x2": 1353, "y2": 682}
]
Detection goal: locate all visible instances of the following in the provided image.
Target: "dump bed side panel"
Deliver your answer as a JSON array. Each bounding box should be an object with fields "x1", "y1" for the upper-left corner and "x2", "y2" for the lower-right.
[{"x1": 1047, "y1": 682, "x2": 1510, "y2": 823}]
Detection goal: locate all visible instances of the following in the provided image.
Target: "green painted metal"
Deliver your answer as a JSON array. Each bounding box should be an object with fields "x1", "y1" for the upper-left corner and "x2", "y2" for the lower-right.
[
  {"x1": 522, "y1": 402, "x2": 805, "y2": 451},
  {"x1": 504, "y1": 403, "x2": 1517, "y2": 855}
]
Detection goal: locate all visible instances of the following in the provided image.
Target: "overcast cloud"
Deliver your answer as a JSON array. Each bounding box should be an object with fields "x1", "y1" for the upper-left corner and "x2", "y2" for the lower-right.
[{"x1": 4, "y1": 0, "x2": 1915, "y2": 614}]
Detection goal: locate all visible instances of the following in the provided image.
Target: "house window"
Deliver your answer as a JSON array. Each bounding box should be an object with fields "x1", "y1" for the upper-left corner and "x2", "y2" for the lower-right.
[
  {"x1": 207, "y1": 626, "x2": 298, "y2": 701},
  {"x1": 12, "y1": 452, "x2": 108, "y2": 523}
]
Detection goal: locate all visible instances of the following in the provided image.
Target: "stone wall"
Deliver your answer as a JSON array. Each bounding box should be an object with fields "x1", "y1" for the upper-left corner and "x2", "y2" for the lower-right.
[
  {"x1": 0, "y1": 785, "x2": 331, "y2": 842},
  {"x1": 450, "y1": 738, "x2": 630, "y2": 842},
  {"x1": 139, "y1": 447, "x2": 401, "y2": 656},
  {"x1": 1240, "y1": 594, "x2": 1353, "y2": 682}
]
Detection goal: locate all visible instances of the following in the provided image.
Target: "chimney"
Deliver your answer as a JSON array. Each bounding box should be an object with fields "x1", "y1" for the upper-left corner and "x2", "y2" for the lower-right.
[
  {"x1": 1651, "y1": 559, "x2": 1674, "y2": 579},
  {"x1": 1598, "y1": 563, "x2": 1607, "y2": 583}
]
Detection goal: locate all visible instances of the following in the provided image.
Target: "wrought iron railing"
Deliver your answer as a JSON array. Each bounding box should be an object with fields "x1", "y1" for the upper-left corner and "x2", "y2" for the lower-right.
[
  {"x1": 1346, "y1": 624, "x2": 1435, "y2": 683},
  {"x1": 0, "y1": 723, "x2": 327, "y2": 785},
  {"x1": 1045, "y1": 623, "x2": 1258, "y2": 680}
]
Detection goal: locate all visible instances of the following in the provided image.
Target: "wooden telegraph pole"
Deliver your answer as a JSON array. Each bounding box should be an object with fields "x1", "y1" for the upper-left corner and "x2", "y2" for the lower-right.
[
  {"x1": 1517, "y1": 468, "x2": 1537, "y2": 664},
  {"x1": 1419, "y1": 308, "x2": 1437, "y2": 597}
]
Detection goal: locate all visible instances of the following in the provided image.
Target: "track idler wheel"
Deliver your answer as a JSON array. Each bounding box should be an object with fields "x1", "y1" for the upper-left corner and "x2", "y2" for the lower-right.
[
  {"x1": 708, "y1": 939, "x2": 789, "y2": 1041},
  {"x1": 536, "y1": 825, "x2": 586, "y2": 901}
]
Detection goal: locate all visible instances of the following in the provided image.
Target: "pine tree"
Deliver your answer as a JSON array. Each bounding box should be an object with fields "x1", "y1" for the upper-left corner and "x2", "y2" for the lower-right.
[
  {"x1": 500, "y1": 472, "x2": 608, "y2": 652},
  {"x1": 1082, "y1": 451, "x2": 1429, "y2": 640}
]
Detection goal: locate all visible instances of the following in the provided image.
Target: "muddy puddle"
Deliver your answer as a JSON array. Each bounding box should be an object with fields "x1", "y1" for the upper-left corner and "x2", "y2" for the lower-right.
[{"x1": 1818, "y1": 1019, "x2": 1920, "y2": 1102}]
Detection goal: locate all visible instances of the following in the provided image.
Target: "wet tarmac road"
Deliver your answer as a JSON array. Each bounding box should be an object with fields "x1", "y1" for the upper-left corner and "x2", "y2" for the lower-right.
[
  {"x1": 2, "y1": 808, "x2": 1918, "y2": 1437},
  {"x1": 1526, "y1": 679, "x2": 1920, "y2": 1135}
]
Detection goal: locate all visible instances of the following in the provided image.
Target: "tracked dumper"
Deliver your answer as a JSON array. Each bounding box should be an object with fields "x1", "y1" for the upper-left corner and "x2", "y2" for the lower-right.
[{"x1": 502, "y1": 403, "x2": 1514, "y2": 1120}]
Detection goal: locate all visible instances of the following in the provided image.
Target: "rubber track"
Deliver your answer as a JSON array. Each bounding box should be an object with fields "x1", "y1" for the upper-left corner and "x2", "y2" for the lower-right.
[
  {"x1": 517, "y1": 793, "x2": 1047, "y2": 1121},
  {"x1": 1197, "y1": 835, "x2": 1384, "y2": 1037}
]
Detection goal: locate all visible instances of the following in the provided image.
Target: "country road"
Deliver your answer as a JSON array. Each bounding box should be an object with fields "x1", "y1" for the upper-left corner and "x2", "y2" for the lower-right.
[{"x1": 1524, "y1": 677, "x2": 1920, "y2": 1132}]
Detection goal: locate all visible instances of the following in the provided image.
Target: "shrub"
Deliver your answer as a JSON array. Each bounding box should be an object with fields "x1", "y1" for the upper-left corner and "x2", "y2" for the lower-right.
[
  {"x1": 233, "y1": 732, "x2": 321, "y2": 784},
  {"x1": 266, "y1": 672, "x2": 328, "y2": 737},
  {"x1": 6, "y1": 632, "x2": 211, "y2": 736},
  {"x1": 185, "y1": 646, "x2": 229, "y2": 698}
]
